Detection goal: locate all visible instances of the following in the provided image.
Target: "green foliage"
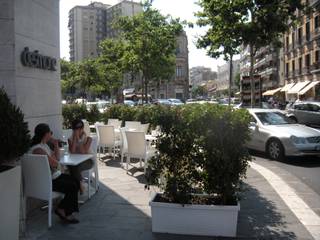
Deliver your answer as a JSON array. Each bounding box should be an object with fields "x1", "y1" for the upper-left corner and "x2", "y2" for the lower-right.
[
  {"x1": 116, "y1": 1, "x2": 184, "y2": 102},
  {"x1": 62, "y1": 104, "x2": 88, "y2": 129},
  {"x1": 86, "y1": 104, "x2": 101, "y2": 125},
  {"x1": 0, "y1": 88, "x2": 31, "y2": 164},
  {"x1": 192, "y1": 85, "x2": 208, "y2": 98},
  {"x1": 147, "y1": 104, "x2": 252, "y2": 205}
]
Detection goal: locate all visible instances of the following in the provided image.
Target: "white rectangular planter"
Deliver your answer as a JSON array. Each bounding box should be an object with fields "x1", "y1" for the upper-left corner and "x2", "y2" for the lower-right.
[
  {"x1": 149, "y1": 193, "x2": 240, "y2": 237},
  {"x1": 0, "y1": 166, "x2": 21, "y2": 240}
]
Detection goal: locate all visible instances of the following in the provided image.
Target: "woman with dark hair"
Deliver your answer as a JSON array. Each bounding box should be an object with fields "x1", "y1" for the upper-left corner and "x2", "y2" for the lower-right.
[
  {"x1": 68, "y1": 119, "x2": 93, "y2": 194},
  {"x1": 29, "y1": 123, "x2": 80, "y2": 224}
]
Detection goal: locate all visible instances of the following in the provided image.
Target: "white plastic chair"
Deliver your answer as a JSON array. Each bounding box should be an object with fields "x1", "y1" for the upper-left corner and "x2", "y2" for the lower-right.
[
  {"x1": 125, "y1": 121, "x2": 141, "y2": 130},
  {"x1": 119, "y1": 127, "x2": 128, "y2": 166},
  {"x1": 125, "y1": 131, "x2": 156, "y2": 174},
  {"x1": 82, "y1": 136, "x2": 99, "y2": 199},
  {"x1": 22, "y1": 154, "x2": 64, "y2": 228},
  {"x1": 107, "y1": 118, "x2": 122, "y2": 129},
  {"x1": 141, "y1": 123, "x2": 150, "y2": 134},
  {"x1": 96, "y1": 125, "x2": 120, "y2": 160}
]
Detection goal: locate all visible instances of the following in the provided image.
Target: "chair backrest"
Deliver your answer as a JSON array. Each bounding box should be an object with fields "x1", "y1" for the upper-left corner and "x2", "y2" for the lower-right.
[
  {"x1": 120, "y1": 127, "x2": 128, "y2": 150},
  {"x1": 107, "y1": 119, "x2": 122, "y2": 129},
  {"x1": 141, "y1": 123, "x2": 150, "y2": 134},
  {"x1": 125, "y1": 131, "x2": 146, "y2": 158},
  {"x1": 125, "y1": 121, "x2": 141, "y2": 130},
  {"x1": 96, "y1": 125, "x2": 115, "y2": 146},
  {"x1": 82, "y1": 119, "x2": 91, "y2": 136},
  {"x1": 22, "y1": 154, "x2": 52, "y2": 201}
]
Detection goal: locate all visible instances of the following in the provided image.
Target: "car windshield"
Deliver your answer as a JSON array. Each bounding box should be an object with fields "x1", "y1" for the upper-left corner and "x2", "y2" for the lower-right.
[{"x1": 255, "y1": 112, "x2": 294, "y2": 125}]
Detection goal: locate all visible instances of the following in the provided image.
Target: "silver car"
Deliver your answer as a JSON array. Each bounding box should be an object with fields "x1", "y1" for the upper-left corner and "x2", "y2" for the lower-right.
[
  {"x1": 286, "y1": 101, "x2": 320, "y2": 127},
  {"x1": 247, "y1": 109, "x2": 320, "y2": 160}
]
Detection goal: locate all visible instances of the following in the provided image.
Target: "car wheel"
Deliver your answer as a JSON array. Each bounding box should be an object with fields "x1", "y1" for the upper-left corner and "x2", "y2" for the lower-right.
[
  {"x1": 289, "y1": 116, "x2": 297, "y2": 123},
  {"x1": 267, "y1": 139, "x2": 284, "y2": 161}
]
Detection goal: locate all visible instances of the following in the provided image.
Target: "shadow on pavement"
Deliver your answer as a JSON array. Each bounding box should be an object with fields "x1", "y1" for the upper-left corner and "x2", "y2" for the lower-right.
[{"x1": 238, "y1": 183, "x2": 297, "y2": 239}]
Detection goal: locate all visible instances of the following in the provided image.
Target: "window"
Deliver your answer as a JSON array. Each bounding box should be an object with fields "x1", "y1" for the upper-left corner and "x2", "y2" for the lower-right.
[
  {"x1": 286, "y1": 36, "x2": 289, "y2": 51},
  {"x1": 308, "y1": 104, "x2": 320, "y2": 112},
  {"x1": 316, "y1": 50, "x2": 320, "y2": 62},
  {"x1": 305, "y1": 54, "x2": 311, "y2": 68},
  {"x1": 292, "y1": 60, "x2": 295, "y2": 72},
  {"x1": 292, "y1": 32, "x2": 295, "y2": 48},
  {"x1": 306, "y1": 22, "x2": 310, "y2": 41},
  {"x1": 176, "y1": 66, "x2": 184, "y2": 77},
  {"x1": 299, "y1": 57, "x2": 302, "y2": 74},
  {"x1": 89, "y1": 15, "x2": 94, "y2": 19},
  {"x1": 315, "y1": 15, "x2": 320, "y2": 29},
  {"x1": 286, "y1": 62, "x2": 289, "y2": 77},
  {"x1": 298, "y1": 27, "x2": 302, "y2": 44}
]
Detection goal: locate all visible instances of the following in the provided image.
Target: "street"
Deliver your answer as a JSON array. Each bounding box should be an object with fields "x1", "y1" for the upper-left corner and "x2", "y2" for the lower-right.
[{"x1": 251, "y1": 151, "x2": 320, "y2": 199}]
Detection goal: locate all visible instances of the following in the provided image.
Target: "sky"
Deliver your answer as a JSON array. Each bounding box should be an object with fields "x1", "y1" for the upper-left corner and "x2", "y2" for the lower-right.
[{"x1": 59, "y1": 0, "x2": 227, "y2": 71}]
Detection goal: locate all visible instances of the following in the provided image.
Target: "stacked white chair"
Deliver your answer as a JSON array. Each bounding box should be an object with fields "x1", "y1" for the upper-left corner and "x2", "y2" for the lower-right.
[
  {"x1": 22, "y1": 154, "x2": 64, "y2": 228},
  {"x1": 107, "y1": 118, "x2": 122, "y2": 129},
  {"x1": 96, "y1": 125, "x2": 120, "y2": 160},
  {"x1": 124, "y1": 121, "x2": 141, "y2": 130},
  {"x1": 125, "y1": 131, "x2": 156, "y2": 174},
  {"x1": 119, "y1": 127, "x2": 128, "y2": 166}
]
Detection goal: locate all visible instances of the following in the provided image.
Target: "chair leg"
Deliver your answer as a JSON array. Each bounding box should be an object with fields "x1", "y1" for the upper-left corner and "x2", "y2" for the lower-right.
[
  {"x1": 139, "y1": 158, "x2": 142, "y2": 168},
  {"x1": 126, "y1": 156, "x2": 130, "y2": 173},
  {"x1": 48, "y1": 198, "x2": 52, "y2": 228},
  {"x1": 88, "y1": 171, "x2": 91, "y2": 199}
]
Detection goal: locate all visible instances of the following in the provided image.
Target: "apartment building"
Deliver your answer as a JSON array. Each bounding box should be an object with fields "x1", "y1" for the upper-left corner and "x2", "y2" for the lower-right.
[
  {"x1": 69, "y1": 1, "x2": 142, "y2": 62},
  {"x1": 189, "y1": 67, "x2": 217, "y2": 87},
  {"x1": 283, "y1": 0, "x2": 320, "y2": 101},
  {"x1": 216, "y1": 60, "x2": 240, "y2": 93}
]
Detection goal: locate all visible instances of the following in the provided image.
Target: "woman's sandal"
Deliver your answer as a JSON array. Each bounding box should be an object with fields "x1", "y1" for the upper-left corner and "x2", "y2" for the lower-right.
[{"x1": 55, "y1": 209, "x2": 79, "y2": 224}]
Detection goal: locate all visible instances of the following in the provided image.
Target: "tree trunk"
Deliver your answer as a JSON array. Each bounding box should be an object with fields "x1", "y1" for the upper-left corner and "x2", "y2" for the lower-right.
[
  {"x1": 249, "y1": 44, "x2": 255, "y2": 108},
  {"x1": 228, "y1": 55, "x2": 233, "y2": 106},
  {"x1": 145, "y1": 79, "x2": 148, "y2": 104}
]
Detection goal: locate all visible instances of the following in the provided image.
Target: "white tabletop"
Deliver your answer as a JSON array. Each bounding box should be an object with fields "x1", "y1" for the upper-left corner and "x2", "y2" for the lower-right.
[{"x1": 60, "y1": 154, "x2": 93, "y2": 166}]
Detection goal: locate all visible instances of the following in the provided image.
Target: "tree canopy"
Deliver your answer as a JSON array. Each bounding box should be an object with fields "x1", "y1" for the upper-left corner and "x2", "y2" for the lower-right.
[
  {"x1": 196, "y1": 0, "x2": 305, "y2": 106},
  {"x1": 116, "y1": 1, "x2": 184, "y2": 102}
]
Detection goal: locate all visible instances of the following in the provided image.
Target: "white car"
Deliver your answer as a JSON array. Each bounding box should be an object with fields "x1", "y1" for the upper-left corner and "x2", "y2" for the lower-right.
[
  {"x1": 247, "y1": 109, "x2": 320, "y2": 160},
  {"x1": 168, "y1": 98, "x2": 184, "y2": 105}
]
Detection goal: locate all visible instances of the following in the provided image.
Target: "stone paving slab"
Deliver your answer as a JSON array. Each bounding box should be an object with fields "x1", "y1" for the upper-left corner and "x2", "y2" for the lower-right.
[{"x1": 21, "y1": 157, "x2": 315, "y2": 240}]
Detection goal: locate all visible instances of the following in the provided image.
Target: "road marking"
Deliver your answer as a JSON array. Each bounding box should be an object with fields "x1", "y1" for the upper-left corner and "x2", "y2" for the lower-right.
[{"x1": 250, "y1": 162, "x2": 320, "y2": 240}]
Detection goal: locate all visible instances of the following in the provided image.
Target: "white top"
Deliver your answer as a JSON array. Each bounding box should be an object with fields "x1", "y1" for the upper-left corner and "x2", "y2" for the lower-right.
[{"x1": 29, "y1": 143, "x2": 61, "y2": 180}]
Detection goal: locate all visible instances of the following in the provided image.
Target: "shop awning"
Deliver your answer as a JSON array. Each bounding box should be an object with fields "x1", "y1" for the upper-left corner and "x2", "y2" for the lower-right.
[
  {"x1": 280, "y1": 83, "x2": 295, "y2": 92},
  {"x1": 287, "y1": 81, "x2": 311, "y2": 94},
  {"x1": 262, "y1": 87, "x2": 283, "y2": 96},
  {"x1": 298, "y1": 81, "x2": 320, "y2": 95}
]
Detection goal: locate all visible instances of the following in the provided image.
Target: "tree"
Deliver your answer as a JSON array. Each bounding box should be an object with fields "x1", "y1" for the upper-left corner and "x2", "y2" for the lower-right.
[
  {"x1": 192, "y1": 85, "x2": 208, "y2": 98},
  {"x1": 197, "y1": 0, "x2": 304, "y2": 107},
  {"x1": 98, "y1": 38, "x2": 128, "y2": 102},
  {"x1": 60, "y1": 59, "x2": 78, "y2": 98},
  {"x1": 116, "y1": 1, "x2": 183, "y2": 103}
]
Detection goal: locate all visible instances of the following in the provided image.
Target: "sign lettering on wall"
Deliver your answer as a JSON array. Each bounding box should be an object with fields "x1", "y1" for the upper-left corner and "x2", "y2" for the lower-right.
[{"x1": 21, "y1": 47, "x2": 57, "y2": 71}]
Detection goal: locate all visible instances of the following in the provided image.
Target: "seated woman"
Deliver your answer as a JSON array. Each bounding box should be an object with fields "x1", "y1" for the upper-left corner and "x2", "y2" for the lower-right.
[
  {"x1": 68, "y1": 119, "x2": 94, "y2": 194},
  {"x1": 29, "y1": 123, "x2": 80, "y2": 224}
]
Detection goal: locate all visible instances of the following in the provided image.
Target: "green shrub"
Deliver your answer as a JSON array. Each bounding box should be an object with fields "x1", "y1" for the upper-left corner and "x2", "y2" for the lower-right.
[
  {"x1": 147, "y1": 104, "x2": 252, "y2": 205},
  {"x1": 86, "y1": 104, "x2": 101, "y2": 124},
  {"x1": 0, "y1": 88, "x2": 31, "y2": 165},
  {"x1": 62, "y1": 104, "x2": 87, "y2": 128}
]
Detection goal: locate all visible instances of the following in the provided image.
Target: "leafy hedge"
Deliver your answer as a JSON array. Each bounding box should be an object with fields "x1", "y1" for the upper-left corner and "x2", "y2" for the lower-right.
[
  {"x1": 147, "y1": 104, "x2": 252, "y2": 205},
  {"x1": 62, "y1": 103, "x2": 251, "y2": 205},
  {"x1": 0, "y1": 88, "x2": 31, "y2": 165}
]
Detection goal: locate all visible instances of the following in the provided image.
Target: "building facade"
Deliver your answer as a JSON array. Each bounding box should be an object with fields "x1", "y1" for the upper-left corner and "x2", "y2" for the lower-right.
[
  {"x1": 283, "y1": 0, "x2": 320, "y2": 101},
  {"x1": 0, "y1": 0, "x2": 62, "y2": 136},
  {"x1": 216, "y1": 60, "x2": 240, "y2": 93},
  {"x1": 189, "y1": 66, "x2": 217, "y2": 87},
  {"x1": 69, "y1": 1, "x2": 142, "y2": 62},
  {"x1": 149, "y1": 31, "x2": 190, "y2": 100}
]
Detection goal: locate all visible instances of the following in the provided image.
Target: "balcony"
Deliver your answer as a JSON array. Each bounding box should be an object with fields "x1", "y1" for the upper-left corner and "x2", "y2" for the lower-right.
[
  {"x1": 310, "y1": 62, "x2": 320, "y2": 73},
  {"x1": 310, "y1": 0, "x2": 320, "y2": 7},
  {"x1": 302, "y1": 67, "x2": 311, "y2": 75}
]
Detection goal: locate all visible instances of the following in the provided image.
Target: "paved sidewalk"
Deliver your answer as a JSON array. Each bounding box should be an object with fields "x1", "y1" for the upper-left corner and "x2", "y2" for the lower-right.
[{"x1": 21, "y1": 157, "x2": 316, "y2": 240}]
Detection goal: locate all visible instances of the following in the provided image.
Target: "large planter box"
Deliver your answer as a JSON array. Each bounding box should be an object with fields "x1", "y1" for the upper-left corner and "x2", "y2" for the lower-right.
[
  {"x1": 149, "y1": 193, "x2": 240, "y2": 237},
  {"x1": 0, "y1": 166, "x2": 21, "y2": 240}
]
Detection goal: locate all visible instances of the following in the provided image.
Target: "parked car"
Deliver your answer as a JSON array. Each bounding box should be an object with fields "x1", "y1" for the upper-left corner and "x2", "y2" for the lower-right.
[
  {"x1": 247, "y1": 109, "x2": 320, "y2": 160},
  {"x1": 153, "y1": 99, "x2": 171, "y2": 105},
  {"x1": 124, "y1": 100, "x2": 136, "y2": 107},
  {"x1": 286, "y1": 101, "x2": 320, "y2": 127},
  {"x1": 168, "y1": 98, "x2": 184, "y2": 106}
]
